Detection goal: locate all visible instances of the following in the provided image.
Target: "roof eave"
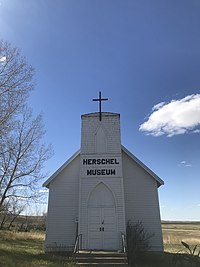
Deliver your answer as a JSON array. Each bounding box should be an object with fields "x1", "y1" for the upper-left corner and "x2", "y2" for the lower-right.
[
  {"x1": 43, "y1": 149, "x2": 81, "y2": 188},
  {"x1": 43, "y1": 146, "x2": 164, "y2": 188},
  {"x1": 121, "y1": 145, "x2": 164, "y2": 187}
]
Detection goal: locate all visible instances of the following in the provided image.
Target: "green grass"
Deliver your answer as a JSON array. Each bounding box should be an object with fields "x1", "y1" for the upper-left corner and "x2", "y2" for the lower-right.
[
  {"x1": 0, "y1": 231, "x2": 76, "y2": 267},
  {"x1": 0, "y1": 223, "x2": 200, "y2": 266}
]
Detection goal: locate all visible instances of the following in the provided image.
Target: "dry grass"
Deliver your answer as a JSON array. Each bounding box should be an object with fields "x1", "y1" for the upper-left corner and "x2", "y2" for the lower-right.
[
  {"x1": 162, "y1": 223, "x2": 200, "y2": 253},
  {"x1": 0, "y1": 230, "x2": 45, "y2": 241},
  {"x1": 0, "y1": 223, "x2": 200, "y2": 266}
]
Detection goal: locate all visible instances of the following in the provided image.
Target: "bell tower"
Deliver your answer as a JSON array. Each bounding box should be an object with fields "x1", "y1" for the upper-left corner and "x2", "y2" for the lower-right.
[{"x1": 78, "y1": 94, "x2": 126, "y2": 250}]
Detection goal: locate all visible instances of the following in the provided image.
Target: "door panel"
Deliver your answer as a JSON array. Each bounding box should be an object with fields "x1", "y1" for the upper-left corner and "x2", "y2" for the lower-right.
[
  {"x1": 88, "y1": 207, "x2": 117, "y2": 250},
  {"x1": 102, "y1": 207, "x2": 117, "y2": 250},
  {"x1": 87, "y1": 183, "x2": 118, "y2": 250},
  {"x1": 88, "y1": 208, "x2": 102, "y2": 249}
]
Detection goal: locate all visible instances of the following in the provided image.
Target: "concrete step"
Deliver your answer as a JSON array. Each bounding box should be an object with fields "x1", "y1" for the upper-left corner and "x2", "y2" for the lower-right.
[
  {"x1": 75, "y1": 253, "x2": 127, "y2": 258},
  {"x1": 75, "y1": 251, "x2": 126, "y2": 256},
  {"x1": 74, "y1": 250, "x2": 128, "y2": 266},
  {"x1": 77, "y1": 257, "x2": 127, "y2": 263},
  {"x1": 77, "y1": 264, "x2": 128, "y2": 266}
]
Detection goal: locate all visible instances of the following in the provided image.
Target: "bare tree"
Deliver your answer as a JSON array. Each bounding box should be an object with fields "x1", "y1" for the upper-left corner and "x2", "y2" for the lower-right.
[
  {"x1": 0, "y1": 108, "x2": 52, "y2": 210},
  {"x1": 0, "y1": 198, "x2": 24, "y2": 229},
  {"x1": 0, "y1": 40, "x2": 34, "y2": 135},
  {"x1": 0, "y1": 40, "x2": 52, "y2": 220}
]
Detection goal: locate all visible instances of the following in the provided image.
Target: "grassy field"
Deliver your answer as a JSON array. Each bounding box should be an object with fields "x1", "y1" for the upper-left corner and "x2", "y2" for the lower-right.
[
  {"x1": 162, "y1": 222, "x2": 200, "y2": 253},
  {"x1": 0, "y1": 223, "x2": 200, "y2": 266},
  {"x1": 0, "y1": 231, "x2": 76, "y2": 267}
]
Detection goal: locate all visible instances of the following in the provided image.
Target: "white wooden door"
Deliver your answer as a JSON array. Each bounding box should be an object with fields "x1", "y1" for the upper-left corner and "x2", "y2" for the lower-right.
[
  {"x1": 102, "y1": 207, "x2": 117, "y2": 250},
  {"x1": 88, "y1": 208, "x2": 102, "y2": 250},
  {"x1": 88, "y1": 207, "x2": 117, "y2": 250}
]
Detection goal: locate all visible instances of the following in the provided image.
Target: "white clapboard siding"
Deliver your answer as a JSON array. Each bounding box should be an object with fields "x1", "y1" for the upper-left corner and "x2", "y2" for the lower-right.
[
  {"x1": 81, "y1": 113, "x2": 121, "y2": 154},
  {"x1": 45, "y1": 154, "x2": 80, "y2": 251},
  {"x1": 122, "y1": 150, "x2": 164, "y2": 252},
  {"x1": 43, "y1": 112, "x2": 164, "y2": 252},
  {"x1": 78, "y1": 177, "x2": 126, "y2": 250}
]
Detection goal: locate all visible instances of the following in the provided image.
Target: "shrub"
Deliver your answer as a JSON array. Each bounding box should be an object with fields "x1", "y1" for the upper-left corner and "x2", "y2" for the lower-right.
[
  {"x1": 126, "y1": 220, "x2": 154, "y2": 265},
  {"x1": 173, "y1": 241, "x2": 200, "y2": 267}
]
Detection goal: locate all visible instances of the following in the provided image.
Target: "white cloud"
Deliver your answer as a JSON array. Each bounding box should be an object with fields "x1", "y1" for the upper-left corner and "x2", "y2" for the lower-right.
[
  {"x1": 16, "y1": 196, "x2": 27, "y2": 200},
  {"x1": 185, "y1": 164, "x2": 192, "y2": 167},
  {"x1": 178, "y1": 161, "x2": 192, "y2": 167},
  {"x1": 152, "y1": 102, "x2": 166, "y2": 111},
  {"x1": 193, "y1": 129, "x2": 200, "y2": 133},
  {"x1": 0, "y1": 56, "x2": 6, "y2": 62},
  {"x1": 139, "y1": 94, "x2": 200, "y2": 137},
  {"x1": 16, "y1": 186, "x2": 29, "y2": 190},
  {"x1": 197, "y1": 204, "x2": 200, "y2": 207},
  {"x1": 39, "y1": 189, "x2": 48, "y2": 193}
]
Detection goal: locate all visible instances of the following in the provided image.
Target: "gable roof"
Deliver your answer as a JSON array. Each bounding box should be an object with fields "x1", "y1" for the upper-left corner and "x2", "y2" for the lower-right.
[
  {"x1": 43, "y1": 146, "x2": 164, "y2": 188},
  {"x1": 121, "y1": 145, "x2": 164, "y2": 187},
  {"x1": 43, "y1": 149, "x2": 80, "y2": 188}
]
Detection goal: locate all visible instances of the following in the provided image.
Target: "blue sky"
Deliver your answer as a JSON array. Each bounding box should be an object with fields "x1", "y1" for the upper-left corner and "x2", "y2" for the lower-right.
[{"x1": 0, "y1": 0, "x2": 200, "y2": 220}]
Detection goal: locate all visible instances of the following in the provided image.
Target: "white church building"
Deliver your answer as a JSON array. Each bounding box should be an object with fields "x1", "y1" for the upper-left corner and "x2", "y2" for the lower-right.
[{"x1": 43, "y1": 100, "x2": 164, "y2": 252}]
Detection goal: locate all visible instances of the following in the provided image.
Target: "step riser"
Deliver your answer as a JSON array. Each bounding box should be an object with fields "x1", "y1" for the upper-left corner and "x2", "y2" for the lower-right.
[
  {"x1": 77, "y1": 264, "x2": 128, "y2": 266},
  {"x1": 74, "y1": 251, "x2": 128, "y2": 266},
  {"x1": 76, "y1": 260, "x2": 127, "y2": 264},
  {"x1": 75, "y1": 254, "x2": 127, "y2": 258},
  {"x1": 76, "y1": 256, "x2": 127, "y2": 259}
]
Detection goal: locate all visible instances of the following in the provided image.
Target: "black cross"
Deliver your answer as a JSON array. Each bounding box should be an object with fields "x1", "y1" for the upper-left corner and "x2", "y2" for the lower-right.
[{"x1": 93, "y1": 92, "x2": 108, "y2": 121}]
